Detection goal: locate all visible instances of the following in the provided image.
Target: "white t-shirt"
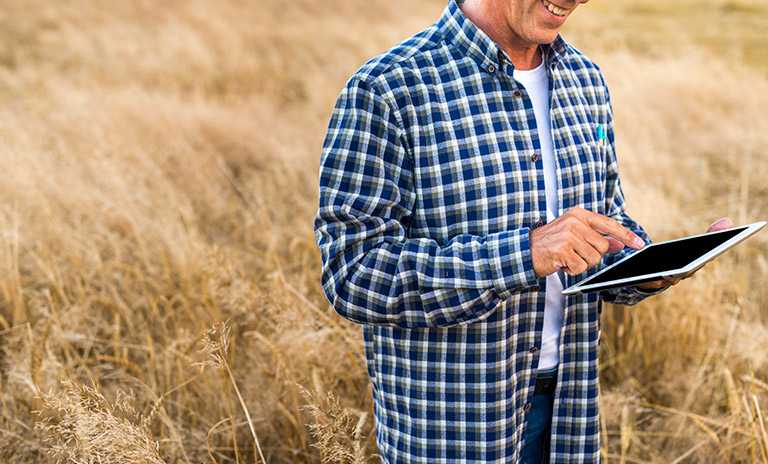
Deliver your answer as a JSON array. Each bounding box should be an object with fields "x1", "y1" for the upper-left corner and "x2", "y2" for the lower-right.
[{"x1": 513, "y1": 59, "x2": 564, "y2": 371}]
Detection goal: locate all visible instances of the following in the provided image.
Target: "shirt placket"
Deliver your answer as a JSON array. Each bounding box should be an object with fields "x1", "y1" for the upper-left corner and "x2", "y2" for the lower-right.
[{"x1": 488, "y1": 56, "x2": 555, "y2": 447}]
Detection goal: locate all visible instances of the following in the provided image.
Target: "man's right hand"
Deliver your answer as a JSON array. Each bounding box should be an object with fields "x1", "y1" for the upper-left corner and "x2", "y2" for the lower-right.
[{"x1": 529, "y1": 207, "x2": 646, "y2": 278}]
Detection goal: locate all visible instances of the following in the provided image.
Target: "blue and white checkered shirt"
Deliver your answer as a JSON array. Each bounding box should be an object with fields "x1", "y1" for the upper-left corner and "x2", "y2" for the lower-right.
[{"x1": 315, "y1": 1, "x2": 657, "y2": 462}]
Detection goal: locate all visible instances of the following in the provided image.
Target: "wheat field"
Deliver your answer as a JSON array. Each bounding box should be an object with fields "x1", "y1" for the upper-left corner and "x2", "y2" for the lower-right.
[{"x1": 0, "y1": 0, "x2": 766, "y2": 463}]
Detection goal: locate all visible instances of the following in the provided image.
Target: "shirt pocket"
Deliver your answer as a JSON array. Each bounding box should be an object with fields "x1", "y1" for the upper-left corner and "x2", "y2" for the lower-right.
[{"x1": 555, "y1": 122, "x2": 608, "y2": 214}]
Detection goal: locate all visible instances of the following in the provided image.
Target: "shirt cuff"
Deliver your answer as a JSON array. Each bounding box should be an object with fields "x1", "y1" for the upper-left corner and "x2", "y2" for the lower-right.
[
  {"x1": 601, "y1": 283, "x2": 668, "y2": 305},
  {"x1": 486, "y1": 228, "x2": 539, "y2": 300}
]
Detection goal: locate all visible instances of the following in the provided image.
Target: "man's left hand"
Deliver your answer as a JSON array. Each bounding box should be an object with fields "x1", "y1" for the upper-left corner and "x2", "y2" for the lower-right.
[{"x1": 635, "y1": 218, "x2": 734, "y2": 291}]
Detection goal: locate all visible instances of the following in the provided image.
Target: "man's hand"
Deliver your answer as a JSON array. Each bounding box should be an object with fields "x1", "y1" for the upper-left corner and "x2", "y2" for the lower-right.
[
  {"x1": 635, "y1": 217, "x2": 734, "y2": 291},
  {"x1": 529, "y1": 207, "x2": 646, "y2": 278}
]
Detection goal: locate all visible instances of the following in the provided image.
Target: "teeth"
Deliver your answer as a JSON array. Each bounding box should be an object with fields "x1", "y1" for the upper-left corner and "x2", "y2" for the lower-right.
[{"x1": 542, "y1": 0, "x2": 567, "y2": 16}]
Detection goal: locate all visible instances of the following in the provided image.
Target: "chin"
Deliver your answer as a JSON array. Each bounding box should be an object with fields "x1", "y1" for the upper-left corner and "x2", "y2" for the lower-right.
[
  {"x1": 535, "y1": 31, "x2": 561, "y2": 45},
  {"x1": 528, "y1": 24, "x2": 564, "y2": 45}
]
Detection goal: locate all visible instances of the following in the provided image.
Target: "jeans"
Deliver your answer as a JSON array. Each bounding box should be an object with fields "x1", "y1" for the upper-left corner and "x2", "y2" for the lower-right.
[{"x1": 519, "y1": 381, "x2": 555, "y2": 464}]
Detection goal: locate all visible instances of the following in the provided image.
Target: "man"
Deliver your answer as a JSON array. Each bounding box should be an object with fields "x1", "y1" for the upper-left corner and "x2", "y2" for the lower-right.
[{"x1": 314, "y1": 0, "x2": 730, "y2": 462}]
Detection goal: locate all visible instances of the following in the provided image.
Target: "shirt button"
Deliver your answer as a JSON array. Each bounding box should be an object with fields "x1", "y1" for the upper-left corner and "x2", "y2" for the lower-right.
[
  {"x1": 533, "y1": 285, "x2": 542, "y2": 292},
  {"x1": 513, "y1": 89, "x2": 522, "y2": 97},
  {"x1": 530, "y1": 346, "x2": 539, "y2": 354},
  {"x1": 524, "y1": 403, "x2": 532, "y2": 412},
  {"x1": 513, "y1": 287, "x2": 523, "y2": 293},
  {"x1": 535, "y1": 220, "x2": 544, "y2": 228},
  {"x1": 531, "y1": 153, "x2": 539, "y2": 162},
  {"x1": 488, "y1": 64, "x2": 496, "y2": 73}
]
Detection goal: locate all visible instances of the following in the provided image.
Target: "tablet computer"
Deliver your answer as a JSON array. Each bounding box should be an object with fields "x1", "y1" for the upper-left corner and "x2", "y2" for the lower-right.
[{"x1": 562, "y1": 221, "x2": 766, "y2": 296}]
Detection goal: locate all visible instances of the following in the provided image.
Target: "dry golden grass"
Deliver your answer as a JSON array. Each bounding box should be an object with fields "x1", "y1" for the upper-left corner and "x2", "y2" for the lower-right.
[{"x1": 0, "y1": 0, "x2": 765, "y2": 462}]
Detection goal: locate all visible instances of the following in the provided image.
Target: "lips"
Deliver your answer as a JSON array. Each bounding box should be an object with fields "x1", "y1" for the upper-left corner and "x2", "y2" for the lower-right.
[{"x1": 541, "y1": 0, "x2": 568, "y2": 17}]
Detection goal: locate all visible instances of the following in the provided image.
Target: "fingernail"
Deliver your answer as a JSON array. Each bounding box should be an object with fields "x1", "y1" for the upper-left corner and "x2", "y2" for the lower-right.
[{"x1": 634, "y1": 238, "x2": 645, "y2": 249}]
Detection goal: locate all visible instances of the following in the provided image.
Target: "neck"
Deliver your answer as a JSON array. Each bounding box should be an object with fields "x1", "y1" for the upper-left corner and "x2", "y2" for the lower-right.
[{"x1": 459, "y1": 0, "x2": 543, "y2": 70}]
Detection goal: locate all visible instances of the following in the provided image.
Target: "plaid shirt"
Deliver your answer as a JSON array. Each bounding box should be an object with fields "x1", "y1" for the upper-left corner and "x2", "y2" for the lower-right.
[{"x1": 315, "y1": 1, "x2": 658, "y2": 462}]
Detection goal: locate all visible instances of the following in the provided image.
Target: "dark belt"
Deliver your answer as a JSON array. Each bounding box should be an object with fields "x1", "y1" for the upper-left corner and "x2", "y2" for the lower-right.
[{"x1": 533, "y1": 368, "x2": 558, "y2": 396}]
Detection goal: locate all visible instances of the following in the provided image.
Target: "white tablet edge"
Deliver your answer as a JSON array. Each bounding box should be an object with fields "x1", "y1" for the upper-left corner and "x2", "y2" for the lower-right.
[{"x1": 561, "y1": 221, "x2": 766, "y2": 296}]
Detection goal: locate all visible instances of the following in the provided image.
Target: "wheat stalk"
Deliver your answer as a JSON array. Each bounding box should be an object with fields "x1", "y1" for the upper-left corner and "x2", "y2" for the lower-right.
[{"x1": 197, "y1": 321, "x2": 267, "y2": 463}]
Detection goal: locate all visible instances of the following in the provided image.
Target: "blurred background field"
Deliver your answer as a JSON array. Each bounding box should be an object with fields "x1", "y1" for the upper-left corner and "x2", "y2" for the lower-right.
[{"x1": 0, "y1": 0, "x2": 766, "y2": 462}]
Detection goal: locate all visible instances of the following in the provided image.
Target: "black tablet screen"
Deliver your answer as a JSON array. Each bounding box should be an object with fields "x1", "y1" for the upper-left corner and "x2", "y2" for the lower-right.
[{"x1": 587, "y1": 227, "x2": 745, "y2": 285}]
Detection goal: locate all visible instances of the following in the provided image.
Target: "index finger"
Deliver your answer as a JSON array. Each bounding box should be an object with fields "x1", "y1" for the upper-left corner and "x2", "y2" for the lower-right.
[{"x1": 583, "y1": 211, "x2": 645, "y2": 250}]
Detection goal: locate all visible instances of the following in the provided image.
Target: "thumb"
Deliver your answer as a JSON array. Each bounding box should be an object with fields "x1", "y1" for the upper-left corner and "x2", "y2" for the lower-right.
[{"x1": 707, "y1": 217, "x2": 733, "y2": 233}]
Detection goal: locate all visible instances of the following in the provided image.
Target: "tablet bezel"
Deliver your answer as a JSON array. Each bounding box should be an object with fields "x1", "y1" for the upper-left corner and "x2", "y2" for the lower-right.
[{"x1": 561, "y1": 221, "x2": 766, "y2": 296}]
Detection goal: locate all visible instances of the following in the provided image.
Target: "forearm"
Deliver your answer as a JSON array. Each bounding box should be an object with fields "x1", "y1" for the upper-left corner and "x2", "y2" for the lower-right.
[{"x1": 317, "y1": 213, "x2": 539, "y2": 327}]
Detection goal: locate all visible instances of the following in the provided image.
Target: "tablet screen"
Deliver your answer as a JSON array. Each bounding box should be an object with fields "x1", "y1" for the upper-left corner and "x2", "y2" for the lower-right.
[{"x1": 587, "y1": 226, "x2": 746, "y2": 285}]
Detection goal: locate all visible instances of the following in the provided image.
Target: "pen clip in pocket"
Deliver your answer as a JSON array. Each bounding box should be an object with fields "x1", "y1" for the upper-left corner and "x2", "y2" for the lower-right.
[{"x1": 597, "y1": 124, "x2": 607, "y2": 147}]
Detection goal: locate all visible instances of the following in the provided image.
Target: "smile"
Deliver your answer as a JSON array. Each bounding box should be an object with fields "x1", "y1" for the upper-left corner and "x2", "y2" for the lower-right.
[{"x1": 541, "y1": 0, "x2": 568, "y2": 17}]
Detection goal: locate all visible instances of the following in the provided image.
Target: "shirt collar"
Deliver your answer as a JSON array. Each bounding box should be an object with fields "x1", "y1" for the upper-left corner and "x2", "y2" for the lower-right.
[{"x1": 438, "y1": 0, "x2": 569, "y2": 74}]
